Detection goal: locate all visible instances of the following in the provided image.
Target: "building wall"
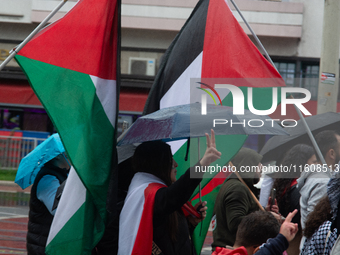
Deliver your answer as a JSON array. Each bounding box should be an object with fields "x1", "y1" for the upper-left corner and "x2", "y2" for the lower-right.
[
  {"x1": 1, "y1": 0, "x2": 339, "y2": 133},
  {"x1": 0, "y1": 0, "x2": 331, "y2": 63},
  {"x1": 294, "y1": 0, "x2": 324, "y2": 58}
]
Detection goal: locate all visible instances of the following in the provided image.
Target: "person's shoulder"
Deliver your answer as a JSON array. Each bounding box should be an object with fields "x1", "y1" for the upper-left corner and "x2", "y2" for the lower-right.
[
  {"x1": 222, "y1": 179, "x2": 250, "y2": 200},
  {"x1": 223, "y1": 179, "x2": 246, "y2": 192}
]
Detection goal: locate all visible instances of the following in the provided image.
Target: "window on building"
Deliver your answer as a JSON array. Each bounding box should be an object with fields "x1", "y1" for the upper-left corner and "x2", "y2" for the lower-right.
[
  {"x1": 301, "y1": 64, "x2": 319, "y2": 100},
  {"x1": 274, "y1": 62, "x2": 296, "y2": 87}
]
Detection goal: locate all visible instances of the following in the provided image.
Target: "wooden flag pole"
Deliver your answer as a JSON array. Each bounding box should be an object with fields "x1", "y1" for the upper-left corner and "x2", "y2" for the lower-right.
[
  {"x1": 230, "y1": 0, "x2": 327, "y2": 165},
  {"x1": 228, "y1": 161, "x2": 265, "y2": 211},
  {"x1": 0, "y1": 0, "x2": 68, "y2": 72}
]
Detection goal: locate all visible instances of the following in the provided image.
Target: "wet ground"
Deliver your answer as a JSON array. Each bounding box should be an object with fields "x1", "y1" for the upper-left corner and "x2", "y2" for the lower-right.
[
  {"x1": 0, "y1": 206, "x2": 28, "y2": 255},
  {"x1": 0, "y1": 180, "x2": 30, "y2": 255},
  {"x1": 0, "y1": 181, "x2": 213, "y2": 255}
]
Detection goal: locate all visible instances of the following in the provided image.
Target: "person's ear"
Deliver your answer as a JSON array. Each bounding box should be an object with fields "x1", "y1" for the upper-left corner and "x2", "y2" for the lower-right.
[{"x1": 329, "y1": 149, "x2": 336, "y2": 160}]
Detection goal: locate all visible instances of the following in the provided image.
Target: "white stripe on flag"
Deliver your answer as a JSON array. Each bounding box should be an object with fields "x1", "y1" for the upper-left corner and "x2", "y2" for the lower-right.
[
  {"x1": 159, "y1": 52, "x2": 230, "y2": 154},
  {"x1": 160, "y1": 52, "x2": 203, "y2": 154},
  {"x1": 118, "y1": 173, "x2": 165, "y2": 255},
  {"x1": 160, "y1": 52, "x2": 203, "y2": 110},
  {"x1": 46, "y1": 167, "x2": 86, "y2": 245},
  {"x1": 91, "y1": 76, "x2": 117, "y2": 127}
]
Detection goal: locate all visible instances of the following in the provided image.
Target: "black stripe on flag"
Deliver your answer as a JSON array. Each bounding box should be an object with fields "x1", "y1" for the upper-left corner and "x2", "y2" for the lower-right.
[{"x1": 144, "y1": 0, "x2": 209, "y2": 114}]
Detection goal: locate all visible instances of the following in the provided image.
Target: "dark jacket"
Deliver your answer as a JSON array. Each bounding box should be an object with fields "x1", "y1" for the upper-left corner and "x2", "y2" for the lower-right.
[
  {"x1": 104, "y1": 163, "x2": 202, "y2": 255},
  {"x1": 278, "y1": 183, "x2": 301, "y2": 226},
  {"x1": 212, "y1": 148, "x2": 262, "y2": 249},
  {"x1": 212, "y1": 177, "x2": 260, "y2": 249},
  {"x1": 153, "y1": 169, "x2": 201, "y2": 255},
  {"x1": 256, "y1": 234, "x2": 289, "y2": 255},
  {"x1": 26, "y1": 164, "x2": 68, "y2": 255}
]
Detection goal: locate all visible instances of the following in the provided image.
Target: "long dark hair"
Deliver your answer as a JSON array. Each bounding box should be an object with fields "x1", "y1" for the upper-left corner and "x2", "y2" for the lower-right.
[
  {"x1": 304, "y1": 196, "x2": 332, "y2": 238},
  {"x1": 132, "y1": 141, "x2": 178, "y2": 242},
  {"x1": 273, "y1": 144, "x2": 315, "y2": 205}
]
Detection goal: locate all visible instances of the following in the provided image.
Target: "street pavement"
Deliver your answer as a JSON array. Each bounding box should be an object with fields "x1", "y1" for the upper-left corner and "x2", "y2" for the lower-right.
[
  {"x1": 0, "y1": 181, "x2": 29, "y2": 255},
  {"x1": 0, "y1": 206, "x2": 28, "y2": 255},
  {"x1": 0, "y1": 181, "x2": 213, "y2": 255}
]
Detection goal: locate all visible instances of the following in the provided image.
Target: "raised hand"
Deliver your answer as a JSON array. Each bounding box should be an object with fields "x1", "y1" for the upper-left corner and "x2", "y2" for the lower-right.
[
  {"x1": 200, "y1": 129, "x2": 222, "y2": 167},
  {"x1": 279, "y1": 209, "x2": 299, "y2": 242}
]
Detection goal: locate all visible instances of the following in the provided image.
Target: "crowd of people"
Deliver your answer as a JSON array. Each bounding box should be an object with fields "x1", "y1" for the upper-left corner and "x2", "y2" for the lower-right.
[
  {"x1": 27, "y1": 129, "x2": 340, "y2": 255},
  {"x1": 114, "y1": 129, "x2": 300, "y2": 255}
]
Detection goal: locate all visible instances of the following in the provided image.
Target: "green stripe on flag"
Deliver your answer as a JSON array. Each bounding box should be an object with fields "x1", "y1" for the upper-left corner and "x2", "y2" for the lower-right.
[
  {"x1": 15, "y1": 55, "x2": 114, "y2": 219},
  {"x1": 191, "y1": 183, "x2": 225, "y2": 253},
  {"x1": 45, "y1": 192, "x2": 104, "y2": 255}
]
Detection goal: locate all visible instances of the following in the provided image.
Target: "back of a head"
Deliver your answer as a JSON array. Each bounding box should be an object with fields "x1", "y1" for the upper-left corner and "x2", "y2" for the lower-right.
[
  {"x1": 235, "y1": 211, "x2": 280, "y2": 248},
  {"x1": 231, "y1": 148, "x2": 262, "y2": 171},
  {"x1": 132, "y1": 141, "x2": 173, "y2": 186},
  {"x1": 315, "y1": 130, "x2": 339, "y2": 161},
  {"x1": 277, "y1": 143, "x2": 315, "y2": 180},
  {"x1": 231, "y1": 147, "x2": 262, "y2": 181},
  {"x1": 281, "y1": 144, "x2": 315, "y2": 168},
  {"x1": 304, "y1": 196, "x2": 332, "y2": 239}
]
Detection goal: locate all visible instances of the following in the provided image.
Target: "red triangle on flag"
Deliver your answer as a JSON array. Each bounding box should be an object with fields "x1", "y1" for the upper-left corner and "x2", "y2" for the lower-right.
[
  {"x1": 202, "y1": 0, "x2": 281, "y2": 80},
  {"x1": 18, "y1": 0, "x2": 118, "y2": 80}
]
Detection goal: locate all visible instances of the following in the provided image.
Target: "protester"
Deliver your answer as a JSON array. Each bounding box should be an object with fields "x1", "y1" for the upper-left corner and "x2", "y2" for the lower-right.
[
  {"x1": 300, "y1": 196, "x2": 335, "y2": 255},
  {"x1": 301, "y1": 168, "x2": 340, "y2": 254},
  {"x1": 118, "y1": 130, "x2": 221, "y2": 255},
  {"x1": 212, "y1": 147, "x2": 279, "y2": 250},
  {"x1": 272, "y1": 144, "x2": 316, "y2": 254},
  {"x1": 274, "y1": 144, "x2": 316, "y2": 224},
  {"x1": 26, "y1": 153, "x2": 71, "y2": 255},
  {"x1": 212, "y1": 209, "x2": 299, "y2": 255},
  {"x1": 259, "y1": 152, "x2": 287, "y2": 208},
  {"x1": 325, "y1": 173, "x2": 340, "y2": 254},
  {"x1": 298, "y1": 130, "x2": 340, "y2": 250}
]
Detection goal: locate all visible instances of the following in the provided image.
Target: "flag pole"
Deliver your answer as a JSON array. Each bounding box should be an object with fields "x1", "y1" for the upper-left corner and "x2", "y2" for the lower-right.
[
  {"x1": 229, "y1": 0, "x2": 276, "y2": 68},
  {"x1": 230, "y1": 0, "x2": 327, "y2": 165},
  {"x1": 198, "y1": 137, "x2": 202, "y2": 202},
  {"x1": 228, "y1": 162, "x2": 265, "y2": 211},
  {"x1": 0, "y1": 0, "x2": 68, "y2": 72}
]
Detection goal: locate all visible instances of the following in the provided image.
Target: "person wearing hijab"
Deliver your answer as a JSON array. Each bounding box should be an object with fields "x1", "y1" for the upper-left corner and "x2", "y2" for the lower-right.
[{"x1": 118, "y1": 130, "x2": 221, "y2": 255}]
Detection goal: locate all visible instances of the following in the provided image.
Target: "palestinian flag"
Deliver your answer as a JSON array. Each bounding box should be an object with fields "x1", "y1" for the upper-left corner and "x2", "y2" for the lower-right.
[
  {"x1": 143, "y1": 0, "x2": 284, "y2": 252},
  {"x1": 119, "y1": 173, "x2": 166, "y2": 255},
  {"x1": 14, "y1": 0, "x2": 120, "y2": 253}
]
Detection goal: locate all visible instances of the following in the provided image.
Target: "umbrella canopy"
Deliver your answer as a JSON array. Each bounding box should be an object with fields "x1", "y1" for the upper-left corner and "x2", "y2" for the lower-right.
[
  {"x1": 260, "y1": 112, "x2": 340, "y2": 163},
  {"x1": 117, "y1": 103, "x2": 287, "y2": 146},
  {"x1": 15, "y1": 133, "x2": 65, "y2": 189}
]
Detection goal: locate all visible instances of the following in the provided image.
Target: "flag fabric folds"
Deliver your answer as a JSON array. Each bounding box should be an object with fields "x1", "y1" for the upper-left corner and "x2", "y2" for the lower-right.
[
  {"x1": 15, "y1": 0, "x2": 120, "y2": 253},
  {"x1": 118, "y1": 173, "x2": 166, "y2": 255},
  {"x1": 143, "y1": 0, "x2": 284, "y2": 253}
]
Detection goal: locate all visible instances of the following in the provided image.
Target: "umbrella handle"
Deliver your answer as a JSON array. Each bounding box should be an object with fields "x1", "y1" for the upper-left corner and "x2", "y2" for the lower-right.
[{"x1": 228, "y1": 162, "x2": 265, "y2": 211}]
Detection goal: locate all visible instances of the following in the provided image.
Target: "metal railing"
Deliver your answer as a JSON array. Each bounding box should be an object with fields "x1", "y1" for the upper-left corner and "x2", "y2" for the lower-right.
[{"x1": 0, "y1": 135, "x2": 46, "y2": 169}]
